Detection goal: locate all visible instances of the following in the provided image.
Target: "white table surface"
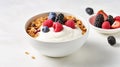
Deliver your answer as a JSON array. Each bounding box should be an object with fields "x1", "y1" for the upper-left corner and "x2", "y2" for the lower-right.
[{"x1": 0, "y1": 0, "x2": 120, "y2": 67}]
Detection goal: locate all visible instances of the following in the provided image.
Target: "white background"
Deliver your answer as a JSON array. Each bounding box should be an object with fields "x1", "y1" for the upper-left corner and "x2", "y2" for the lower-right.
[{"x1": 0, "y1": 0, "x2": 120, "y2": 67}]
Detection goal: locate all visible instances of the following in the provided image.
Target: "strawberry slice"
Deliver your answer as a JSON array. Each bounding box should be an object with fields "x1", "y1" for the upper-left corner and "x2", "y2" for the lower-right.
[
  {"x1": 111, "y1": 20, "x2": 120, "y2": 29},
  {"x1": 97, "y1": 10, "x2": 108, "y2": 21},
  {"x1": 89, "y1": 15, "x2": 96, "y2": 25}
]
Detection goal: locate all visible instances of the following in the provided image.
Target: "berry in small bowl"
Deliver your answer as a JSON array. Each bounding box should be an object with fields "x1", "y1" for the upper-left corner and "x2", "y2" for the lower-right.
[{"x1": 86, "y1": 7, "x2": 120, "y2": 34}]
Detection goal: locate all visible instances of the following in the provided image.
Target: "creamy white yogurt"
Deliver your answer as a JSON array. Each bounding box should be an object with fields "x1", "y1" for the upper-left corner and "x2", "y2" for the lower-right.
[{"x1": 36, "y1": 25, "x2": 82, "y2": 42}]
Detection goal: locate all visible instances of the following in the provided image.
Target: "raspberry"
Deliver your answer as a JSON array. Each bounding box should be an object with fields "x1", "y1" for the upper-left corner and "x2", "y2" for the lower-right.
[
  {"x1": 43, "y1": 19, "x2": 53, "y2": 27},
  {"x1": 107, "y1": 36, "x2": 116, "y2": 46},
  {"x1": 107, "y1": 15, "x2": 114, "y2": 25},
  {"x1": 65, "y1": 20, "x2": 75, "y2": 29},
  {"x1": 86, "y1": 7, "x2": 94, "y2": 15},
  {"x1": 114, "y1": 16, "x2": 120, "y2": 21},
  {"x1": 53, "y1": 22, "x2": 63, "y2": 32},
  {"x1": 94, "y1": 14, "x2": 104, "y2": 28},
  {"x1": 102, "y1": 21, "x2": 110, "y2": 29}
]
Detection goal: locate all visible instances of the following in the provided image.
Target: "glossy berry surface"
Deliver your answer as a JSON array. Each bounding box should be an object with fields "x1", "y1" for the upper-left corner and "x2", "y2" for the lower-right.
[
  {"x1": 94, "y1": 14, "x2": 104, "y2": 28},
  {"x1": 53, "y1": 22, "x2": 63, "y2": 32},
  {"x1": 86, "y1": 7, "x2": 94, "y2": 15},
  {"x1": 55, "y1": 13, "x2": 64, "y2": 22},
  {"x1": 102, "y1": 21, "x2": 110, "y2": 29},
  {"x1": 43, "y1": 19, "x2": 53, "y2": 27},
  {"x1": 48, "y1": 12, "x2": 56, "y2": 21},
  {"x1": 57, "y1": 20, "x2": 64, "y2": 24},
  {"x1": 65, "y1": 20, "x2": 75, "y2": 29},
  {"x1": 114, "y1": 16, "x2": 120, "y2": 21},
  {"x1": 42, "y1": 26, "x2": 50, "y2": 33},
  {"x1": 107, "y1": 36, "x2": 116, "y2": 46},
  {"x1": 107, "y1": 15, "x2": 114, "y2": 25}
]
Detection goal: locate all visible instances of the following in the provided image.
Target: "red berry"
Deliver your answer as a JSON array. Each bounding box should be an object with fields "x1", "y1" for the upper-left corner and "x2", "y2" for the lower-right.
[
  {"x1": 65, "y1": 20, "x2": 75, "y2": 29},
  {"x1": 102, "y1": 21, "x2": 110, "y2": 29},
  {"x1": 89, "y1": 15, "x2": 96, "y2": 25},
  {"x1": 53, "y1": 22, "x2": 63, "y2": 32},
  {"x1": 111, "y1": 20, "x2": 120, "y2": 29},
  {"x1": 97, "y1": 10, "x2": 108, "y2": 21},
  {"x1": 43, "y1": 19, "x2": 53, "y2": 27},
  {"x1": 114, "y1": 16, "x2": 120, "y2": 21}
]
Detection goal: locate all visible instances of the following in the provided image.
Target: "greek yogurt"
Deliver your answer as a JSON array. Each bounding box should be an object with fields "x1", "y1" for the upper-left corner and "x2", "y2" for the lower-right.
[{"x1": 36, "y1": 25, "x2": 82, "y2": 42}]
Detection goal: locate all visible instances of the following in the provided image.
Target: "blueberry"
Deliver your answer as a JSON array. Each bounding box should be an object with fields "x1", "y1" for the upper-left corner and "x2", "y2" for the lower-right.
[
  {"x1": 48, "y1": 12, "x2": 56, "y2": 21},
  {"x1": 107, "y1": 36, "x2": 116, "y2": 46},
  {"x1": 42, "y1": 26, "x2": 50, "y2": 33},
  {"x1": 48, "y1": 15, "x2": 56, "y2": 21},
  {"x1": 49, "y1": 12, "x2": 56, "y2": 16},
  {"x1": 86, "y1": 7, "x2": 94, "y2": 15}
]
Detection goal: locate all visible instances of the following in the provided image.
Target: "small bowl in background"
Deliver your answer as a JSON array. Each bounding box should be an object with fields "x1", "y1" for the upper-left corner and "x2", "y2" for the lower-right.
[{"x1": 88, "y1": 14, "x2": 120, "y2": 34}]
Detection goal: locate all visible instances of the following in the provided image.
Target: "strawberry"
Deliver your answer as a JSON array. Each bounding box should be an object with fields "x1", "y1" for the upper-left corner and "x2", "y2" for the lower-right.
[
  {"x1": 43, "y1": 19, "x2": 53, "y2": 27},
  {"x1": 53, "y1": 22, "x2": 63, "y2": 32},
  {"x1": 89, "y1": 15, "x2": 96, "y2": 25},
  {"x1": 114, "y1": 16, "x2": 120, "y2": 21},
  {"x1": 65, "y1": 20, "x2": 75, "y2": 29},
  {"x1": 97, "y1": 10, "x2": 108, "y2": 21},
  {"x1": 111, "y1": 20, "x2": 120, "y2": 29},
  {"x1": 102, "y1": 21, "x2": 110, "y2": 29}
]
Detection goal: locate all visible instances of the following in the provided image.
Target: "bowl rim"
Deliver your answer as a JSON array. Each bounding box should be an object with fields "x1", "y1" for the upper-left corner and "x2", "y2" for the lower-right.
[{"x1": 25, "y1": 11, "x2": 89, "y2": 43}]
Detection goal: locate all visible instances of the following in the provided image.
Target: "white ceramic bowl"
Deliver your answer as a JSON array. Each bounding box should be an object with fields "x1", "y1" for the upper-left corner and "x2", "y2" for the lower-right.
[
  {"x1": 89, "y1": 14, "x2": 120, "y2": 34},
  {"x1": 25, "y1": 12, "x2": 89, "y2": 57}
]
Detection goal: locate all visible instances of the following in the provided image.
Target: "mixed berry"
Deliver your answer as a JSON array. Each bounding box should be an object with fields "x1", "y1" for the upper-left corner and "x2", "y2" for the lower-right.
[
  {"x1": 87, "y1": 9, "x2": 120, "y2": 29},
  {"x1": 27, "y1": 12, "x2": 87, "y2": 37},
  {"x1": 42, "y1": 12, "x2": 76, "y2": 33}
]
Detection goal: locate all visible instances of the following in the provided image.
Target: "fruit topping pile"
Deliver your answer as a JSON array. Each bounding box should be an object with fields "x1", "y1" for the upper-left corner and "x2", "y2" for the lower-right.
[
  {"x1": 27, "y1": 12, "x2": 87, "y2": 37},
  {"x1": 87, "y1": 8, "x2": 120, "y2": 29},
  {"x1": 42, "y1": 12, "x2": 75, "y2": 32}
]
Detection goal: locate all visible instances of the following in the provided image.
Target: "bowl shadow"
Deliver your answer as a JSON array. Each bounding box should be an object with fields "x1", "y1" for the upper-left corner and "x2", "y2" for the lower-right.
[{"x1": 37, "y1": 40, "x2": 115, "y2": 67}]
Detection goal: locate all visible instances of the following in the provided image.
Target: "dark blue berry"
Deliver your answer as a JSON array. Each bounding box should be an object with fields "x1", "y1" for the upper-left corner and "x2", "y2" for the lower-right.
[
  {"x1": 48, "y1": 12, "x2": 56, "y2": 21},
  {"x1": 49, "y1": 12, "x2": 56, "y2": 16},
  {"x1": 42, "y1": 26, "x2": 50, "y2": 33},
  {"x1": 107, "y1": 36, "x2": 116, "y2": 46},
  {"x1": 48, "y1": 15, "x2": 56, "y2": 21},
  {"x1": 86, "y1": 7, "x2": 94, "y2": 15}
]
